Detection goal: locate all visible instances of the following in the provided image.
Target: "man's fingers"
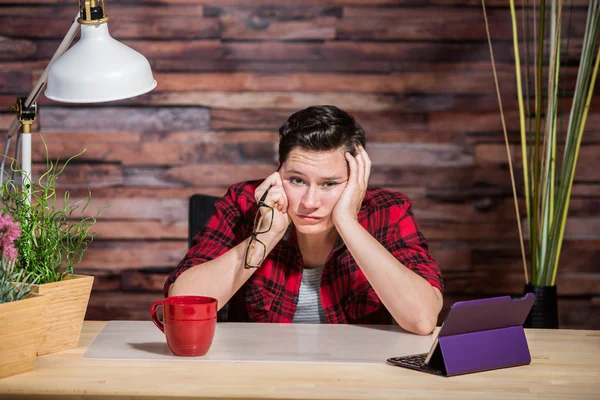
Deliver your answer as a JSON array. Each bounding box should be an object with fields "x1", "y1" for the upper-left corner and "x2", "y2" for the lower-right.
[
  {"x1": 364, "y1": 152, "x2": 371, "y2": 186},
  {"x1": 266, "y1": 186, "x2": 288, "y2": 214},
  {"x1": 355, "y1": 150, "x2": 365, "y2": 189},
  {"x1": 357, "y1": 146, "x2": 371, "y2": 187},
  {"x1": 264, "y1": 172, "x2": 283, "y2": 189},
  {"x1": 256, "y1": 171, "x2": 284, "y2": 203},
  {"x1": 275, "y1": 172, "x2": 289, "y2": 213},
  {"x1": 345, "y1": 151, "x2": 358, "y2": 187},
  {"x1": 272, "y1": 190, "x2": 286, "y2": 213}
]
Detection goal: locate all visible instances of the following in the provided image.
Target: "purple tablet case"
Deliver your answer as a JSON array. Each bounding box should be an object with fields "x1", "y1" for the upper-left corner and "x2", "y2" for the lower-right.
[{"x1": 388, "y1": 293, "x2": 536, "y2": 377}]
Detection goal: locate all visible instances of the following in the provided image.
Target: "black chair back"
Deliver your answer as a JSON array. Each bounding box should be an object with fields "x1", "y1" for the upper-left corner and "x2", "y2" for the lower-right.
[
  {"x1": 188, "y1": 194, "x2": 219, "y2": 249},
  {"x1": 188, "y1": 194, "x2": 230, "y2": 322}
]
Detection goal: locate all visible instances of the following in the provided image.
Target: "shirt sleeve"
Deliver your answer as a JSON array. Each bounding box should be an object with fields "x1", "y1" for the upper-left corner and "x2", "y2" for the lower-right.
[
  {"x1": 163, "y1": 185, "x2": 250, "y2": 297},
  {"x1": 385, "y1": 201, "x2": 444, "y2": 292}
]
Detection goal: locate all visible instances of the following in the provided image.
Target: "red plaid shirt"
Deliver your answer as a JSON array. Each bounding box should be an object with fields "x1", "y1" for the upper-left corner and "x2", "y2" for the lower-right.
[{"x1": 164, "y1": 180, "x2": 443, "y2": 324}]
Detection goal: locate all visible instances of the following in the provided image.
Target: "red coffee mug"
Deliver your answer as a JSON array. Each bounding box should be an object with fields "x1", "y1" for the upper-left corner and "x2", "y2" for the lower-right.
[{"x1": 150, "y1": 295, "x2": 218, "y2": 357}]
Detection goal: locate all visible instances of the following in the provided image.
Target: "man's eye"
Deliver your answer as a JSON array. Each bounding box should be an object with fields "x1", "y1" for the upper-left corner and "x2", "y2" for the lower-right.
[
  {"x1": 322, "y1": 182, "x2": 339, "y2": 188},
  {"x1": 290, "y1": 177, "x2": 304, "y2": 185}
]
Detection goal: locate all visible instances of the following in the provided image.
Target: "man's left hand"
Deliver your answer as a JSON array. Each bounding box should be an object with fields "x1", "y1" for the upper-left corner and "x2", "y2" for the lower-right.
[{"x1": 332, "y1": 145, "x2": 371, "y2": 226}]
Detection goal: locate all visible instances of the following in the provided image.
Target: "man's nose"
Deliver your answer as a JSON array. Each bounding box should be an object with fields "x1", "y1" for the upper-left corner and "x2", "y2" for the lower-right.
[{"x1": 301, "y1": 186, "x2": 321, "y2": 208}]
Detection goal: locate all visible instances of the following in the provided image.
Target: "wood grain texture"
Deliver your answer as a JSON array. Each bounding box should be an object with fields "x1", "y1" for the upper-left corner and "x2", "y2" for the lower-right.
[
  {"x1": 0, "y1": 294, "x2": 48, "y2": 379},
  {"x1": 150, "y1": 71, "x2": 511, "y2": 93},
  {"x1": 39, "y1": 107, "x2": 211, "y2": 132},
  {"x1": 0, "y1": 5, "x2": 205, "y2": 18},
  {"x1": 36, "y1": 39, "x2": 577, "y2": 63},
  {"x1": 222, "y1": 15, "x2": 337, "y2": 40},
  {"x1": 0, "y1": 37, "x2": 36, "y2": 60},
  {"x1": 1, "y1": 321, "x2": 599, "y2": 399},
  {"x1": 31, "y1": 275, "x2": 94, "y2": 355},
  {"x1": 5, "y1": 0, "x2": 594, "y2": 6},
  {"x1": 338, "y1": 9, "x2": 589, "y2": 40},
  {"x1": 1, "y1": 0, "x2": 598, "y2": 329},
  {"x1": 78, "y1": 241, "x2": 188, "y2": 271}
]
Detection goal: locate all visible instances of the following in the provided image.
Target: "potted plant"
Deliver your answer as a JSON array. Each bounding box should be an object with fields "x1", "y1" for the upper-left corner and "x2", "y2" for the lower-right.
[
  {"x1": 482, "y1": 2, "x2": 599, "y2": 327},
  {"x1": 0, "y1": 212, "x2": 49, "y2": 378},
  {"x1": 1, "y1": 150, "x2": 101, "y2": 354}
]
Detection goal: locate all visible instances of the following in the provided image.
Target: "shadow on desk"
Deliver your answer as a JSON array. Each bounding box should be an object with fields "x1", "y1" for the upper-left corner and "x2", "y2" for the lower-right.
[{"x1": 128, "y1": 342, "x2": 171, "y2": 356}]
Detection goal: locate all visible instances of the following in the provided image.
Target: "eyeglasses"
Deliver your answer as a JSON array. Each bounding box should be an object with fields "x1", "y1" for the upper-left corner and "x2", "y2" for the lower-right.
[{"x1": 244, "y1": 187, "x2": 274, "y2": 269}]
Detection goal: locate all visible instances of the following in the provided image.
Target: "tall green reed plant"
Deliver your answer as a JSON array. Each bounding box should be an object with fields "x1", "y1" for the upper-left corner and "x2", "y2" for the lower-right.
[
  {"x1": 0, "y1": 148, "x2": 102, "y2": 284},
  {"x1": 482, "y1": 0, "x2": 600, "y2": 286}
]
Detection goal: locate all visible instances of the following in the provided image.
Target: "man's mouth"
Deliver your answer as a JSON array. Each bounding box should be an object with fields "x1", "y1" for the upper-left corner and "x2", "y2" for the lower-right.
[{"x1": 298, "y1": 214, "x2": 323, "y2": 221}]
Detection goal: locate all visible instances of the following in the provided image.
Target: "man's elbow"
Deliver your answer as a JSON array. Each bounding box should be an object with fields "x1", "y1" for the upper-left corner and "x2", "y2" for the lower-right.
[
  {"x1": 412, "y1": 316, "x2": 437, "y2": 336},
  {"x1": 415, "y1": 288, "x2": 443, "y2": 335},
  {"x1": 167, "y1": 277, "x2": 185, "y2": 297},
  {"x1": 409, "y1": 296, "x2": 442, "y2": 335},
  {"x1": 393, "y1": 311, "x2": 438, "y2": 335}
]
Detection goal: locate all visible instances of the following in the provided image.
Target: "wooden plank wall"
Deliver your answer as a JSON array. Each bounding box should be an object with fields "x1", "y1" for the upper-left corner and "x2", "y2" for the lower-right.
[{"x1": 1, "y1": 0, "x2": 598, "y2": 328}]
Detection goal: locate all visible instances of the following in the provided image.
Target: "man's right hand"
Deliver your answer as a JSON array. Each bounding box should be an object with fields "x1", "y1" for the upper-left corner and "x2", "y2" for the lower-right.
[{"x1": 254, "y1": 172, "x2": 292, "y2": 236}]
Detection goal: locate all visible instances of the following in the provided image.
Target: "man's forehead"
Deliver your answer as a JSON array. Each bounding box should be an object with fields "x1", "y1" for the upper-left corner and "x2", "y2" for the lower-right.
[
  {"x1": 282, "y1": 149, "x2": 347, "y2": 175},
  {"x1": 287, "y1": 148, "x2": 343, "y2": 159}
]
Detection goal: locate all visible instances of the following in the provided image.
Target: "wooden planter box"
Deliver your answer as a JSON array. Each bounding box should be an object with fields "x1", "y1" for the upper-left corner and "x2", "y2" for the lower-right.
[
  {"x1": 0, "y1": 293, "x2": 49, "y2": 378},
  {"x1": 31, "y1": 274, "x2": 94, "y2": 356}
]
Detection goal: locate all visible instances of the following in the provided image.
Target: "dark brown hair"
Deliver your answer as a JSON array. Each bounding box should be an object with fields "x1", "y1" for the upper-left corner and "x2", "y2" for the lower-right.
[{"x1": 278, "y1": 105, "x2": 366, "y2": 165}]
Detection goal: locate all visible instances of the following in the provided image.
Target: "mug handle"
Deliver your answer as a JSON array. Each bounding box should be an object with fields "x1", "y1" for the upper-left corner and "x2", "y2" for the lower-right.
[{"x1": 150, "y1": 300, "x2": 165, "y2": 333}]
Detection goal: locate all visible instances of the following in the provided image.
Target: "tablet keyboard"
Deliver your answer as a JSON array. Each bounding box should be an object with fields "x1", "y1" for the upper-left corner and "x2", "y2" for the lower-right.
[{"x1": 392, "y1": 353, "x2": 427, "y2": 367}]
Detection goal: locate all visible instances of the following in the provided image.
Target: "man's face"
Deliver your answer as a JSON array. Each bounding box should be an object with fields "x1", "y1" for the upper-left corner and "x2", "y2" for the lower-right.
[{"x1": 279, "y1": 147, "x2": 349, "y2": 235}]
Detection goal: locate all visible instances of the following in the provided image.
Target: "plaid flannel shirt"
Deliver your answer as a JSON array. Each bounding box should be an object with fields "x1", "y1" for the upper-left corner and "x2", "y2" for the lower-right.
[{"x1": 164, "y1": 180, "x2": 443, "y2": 324}]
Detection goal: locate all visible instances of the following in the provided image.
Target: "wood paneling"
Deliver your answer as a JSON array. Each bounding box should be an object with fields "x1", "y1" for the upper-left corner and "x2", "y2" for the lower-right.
[
  {"x1": 6, "y1": 0, "x2": 594, "y2": 6},
  {"x1": 152, "y1": 72, "x2": 510, "y2": 93},
  {"x1": 1, "y1": 1, "x2": 598, "y2": 329},
  {"x1": 221, "y1": 15, "x2": 337, "y2": 40},
  {"x1": 0, "y1": 37, "x2": 36, "y2": 60},
  {"x1": 39, "y1": 107, "x2": 211, "y2": 132}
]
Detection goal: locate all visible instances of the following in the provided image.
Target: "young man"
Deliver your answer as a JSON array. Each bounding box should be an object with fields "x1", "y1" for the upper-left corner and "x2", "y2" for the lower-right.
[{"x1": 165, "y1": 105, "x2": 443, "y2": 335}]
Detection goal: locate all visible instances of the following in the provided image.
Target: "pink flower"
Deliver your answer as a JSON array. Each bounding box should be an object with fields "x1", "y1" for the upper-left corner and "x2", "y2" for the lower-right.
[{"x1": 0, "y1": 213, "x2": 21, "y2": 261}]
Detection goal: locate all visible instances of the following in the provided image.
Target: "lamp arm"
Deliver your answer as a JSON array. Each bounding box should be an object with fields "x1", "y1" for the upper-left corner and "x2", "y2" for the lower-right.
[
  {"x1": 7, "y1": 13, "x2": 81, "y2": 139},
  {"x1": 2, "y1": 12, "x2": 80, "y2": 193}
]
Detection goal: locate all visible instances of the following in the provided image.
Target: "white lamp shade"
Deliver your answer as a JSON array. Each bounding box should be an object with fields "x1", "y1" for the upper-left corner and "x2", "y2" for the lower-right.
[{"x1": 45, "y1": 23, "x2": 157, "y2": 103}]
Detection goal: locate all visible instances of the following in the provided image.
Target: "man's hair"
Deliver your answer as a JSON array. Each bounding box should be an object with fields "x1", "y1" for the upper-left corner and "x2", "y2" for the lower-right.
[{"x1": 278, "y1": 105, "x2": 366, "y2": 164}]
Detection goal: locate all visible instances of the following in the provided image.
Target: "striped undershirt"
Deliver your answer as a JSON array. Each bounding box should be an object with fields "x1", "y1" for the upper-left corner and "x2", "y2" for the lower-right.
[{"x1": 292, "y1": 266, "x2": 328, "y2": 324}]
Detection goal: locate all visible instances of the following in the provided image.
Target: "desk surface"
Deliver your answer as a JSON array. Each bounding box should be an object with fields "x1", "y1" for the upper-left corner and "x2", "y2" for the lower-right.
[
  {"x1": 0, "y1": 321, "x2": 598, "y2": 400},
  {"x1": 81, "y1": 321, "x2": 435, "y2": 364}
]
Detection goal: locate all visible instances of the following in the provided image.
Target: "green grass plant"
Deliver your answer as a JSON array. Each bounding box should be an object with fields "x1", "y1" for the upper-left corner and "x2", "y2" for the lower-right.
[
  {"x1": 0, "y1": 147, "x2": 102, "y2": 284},
  {"x1": 482, "y1": 0, "x2": 600, "y2": 286}
]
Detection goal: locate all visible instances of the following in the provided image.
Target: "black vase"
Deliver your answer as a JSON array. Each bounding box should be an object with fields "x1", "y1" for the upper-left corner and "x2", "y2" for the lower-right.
[{"x1": 523, "y1": 284, "x2": 559, "y2": 329}]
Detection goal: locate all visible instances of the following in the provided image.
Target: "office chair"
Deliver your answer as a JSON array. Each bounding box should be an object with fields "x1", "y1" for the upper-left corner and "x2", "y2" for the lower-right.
[
  {"x1": 188, "y1": 194, "x2": 229, "y2": 322},
  {"x1": 188, "y1": 194, "x2": 219, "y2": 249}
]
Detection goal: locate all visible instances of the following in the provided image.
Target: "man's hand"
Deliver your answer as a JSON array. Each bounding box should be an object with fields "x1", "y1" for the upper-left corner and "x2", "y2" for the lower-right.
[
  {"x1": 254, "y1": 172, "x2": 292, "y2": 235},
  {"x1": 332, "y1": 145, "x2": 371, "y2": 226}
]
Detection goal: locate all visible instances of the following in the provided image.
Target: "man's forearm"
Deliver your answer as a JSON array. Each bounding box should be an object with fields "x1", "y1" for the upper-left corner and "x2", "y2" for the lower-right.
[
  {"x1": 168, "y1": 230, "x2": 284, "y2": 309},
  {"x1": 335, "y1": 217, "x2": 443, "y2": 335}
]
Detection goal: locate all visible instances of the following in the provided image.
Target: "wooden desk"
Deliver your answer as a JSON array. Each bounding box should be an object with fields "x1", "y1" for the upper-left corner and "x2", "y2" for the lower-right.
[{"x1": 0, "y1": 321, "x2": 598, "y2": 399}]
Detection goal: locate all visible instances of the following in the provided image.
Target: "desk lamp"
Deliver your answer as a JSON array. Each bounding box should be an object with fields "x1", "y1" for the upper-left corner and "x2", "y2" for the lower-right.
[{"x1": 2, "y1": 0, "x2": 157, "y2": 197}]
